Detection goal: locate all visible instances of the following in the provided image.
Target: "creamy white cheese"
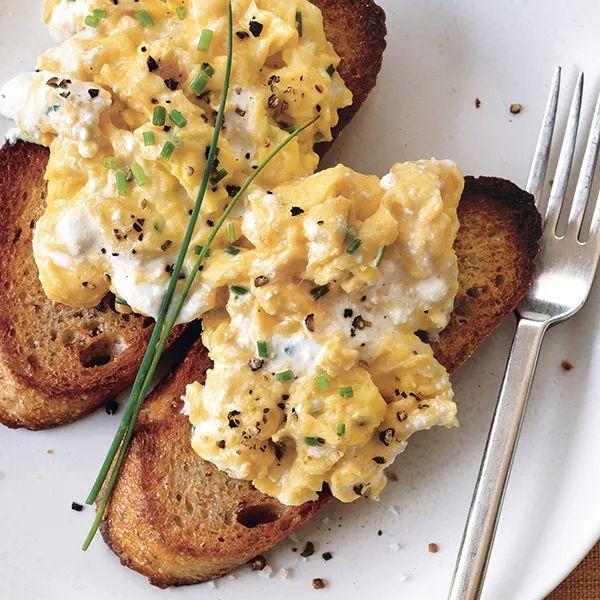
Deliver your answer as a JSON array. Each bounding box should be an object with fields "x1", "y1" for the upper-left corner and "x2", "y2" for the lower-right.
[
  {"x1": 46, "y1": 0, "x2": 95, "y2": 42},
  {"x1": 34, "y1": 202, "x2": 212, "y2": 325},
  {"x1": 0, "y1": 70, "x2": 111, "y2": 156},
  {"x1": 266, "y1": 332, "x2": 326, "y2": 376},
  {"x1": 380, "y1": 171, "x2": 398, "y2": 190}
]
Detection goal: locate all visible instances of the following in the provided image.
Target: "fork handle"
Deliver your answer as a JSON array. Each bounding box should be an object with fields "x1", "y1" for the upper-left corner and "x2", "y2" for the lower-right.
[{"x1": 448, "y1": 318, "x2": 549, "y2": 600}]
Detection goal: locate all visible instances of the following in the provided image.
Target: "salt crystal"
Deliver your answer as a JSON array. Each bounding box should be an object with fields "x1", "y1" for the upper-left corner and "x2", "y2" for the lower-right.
[{"x1": 258, "y1": 565, "x2": 273, "y2": 579}]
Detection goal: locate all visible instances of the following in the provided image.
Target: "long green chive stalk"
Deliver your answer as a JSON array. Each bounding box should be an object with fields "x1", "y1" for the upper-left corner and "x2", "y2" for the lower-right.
[
  {"x1": 81, "y1": 2, "x2": 234, "y2": 551},
  {"x1": 82, "y1": 115, "x2": 318, "y2": 550}
]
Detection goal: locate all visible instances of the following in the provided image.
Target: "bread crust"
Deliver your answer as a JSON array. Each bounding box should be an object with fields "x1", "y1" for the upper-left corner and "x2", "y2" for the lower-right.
[
  {"x1": 0, "y1": 142, "x2": 183, "y2": 429},
  {"x1": 101, "y1": 176, "x2": 541, "y2": 587}
]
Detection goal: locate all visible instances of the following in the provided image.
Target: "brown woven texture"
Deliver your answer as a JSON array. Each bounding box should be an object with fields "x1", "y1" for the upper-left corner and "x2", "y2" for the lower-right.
[{"x1": 548, "y1": 542, "x2": 600, "y2": 599}]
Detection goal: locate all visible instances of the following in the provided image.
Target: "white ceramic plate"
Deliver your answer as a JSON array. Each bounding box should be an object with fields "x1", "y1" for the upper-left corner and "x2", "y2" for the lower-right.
[{"x1": 1, "y1": 1, "x2": 599, "y2": 599}]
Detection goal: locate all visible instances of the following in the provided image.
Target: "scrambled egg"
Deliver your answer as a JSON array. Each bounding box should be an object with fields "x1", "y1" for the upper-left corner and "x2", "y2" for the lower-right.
[
  {"x1": 0, "y1": 0, "x2": 351, "y2": 320},
  {"x1": 0, "y1": 1, "x2": 465, "y2": 506},
  {"x1": 186, "y1": 160, "x2": 463, "y2": 505}
]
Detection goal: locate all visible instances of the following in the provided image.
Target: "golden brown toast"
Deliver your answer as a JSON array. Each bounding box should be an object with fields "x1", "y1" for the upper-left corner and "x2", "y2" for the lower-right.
[
  {"x1": 0, "y1": 0, "x2": 386, "y2": 430},
  {"x1": 0, "y1": 141, "x2": 186, "y2": 430},
  {"x1": 100, "y1": 176, "x2": 542, "y2": 588}
]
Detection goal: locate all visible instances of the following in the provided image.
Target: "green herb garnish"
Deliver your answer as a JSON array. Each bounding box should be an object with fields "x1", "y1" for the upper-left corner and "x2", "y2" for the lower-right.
[
  {"x1": 347, "y1": 239, "x2": 362, "y2": 255},
  {"x1": 231, "y1": 285, "x2": 249, "y2": 296},
  {"x1": 136, "y1": 9, "x2": 154, "y2": 28},
  {"x1": 224, "y1": 246, "x2": 240, "y2": 255},
  {"x1": 169, "y1": 110, "x2": 187, "y2": 128},
  {"x1": 102, "y1": 156, "x2": 118, "y2": 169},
  {"x1": 276, "y1": 370, "x2": 295, "y2": 382},
  {"x1": 257, "y1": 340, "x2": 268, "y2": 359},
  {"x1": 314, "y1": 374, "x2": 329, "y2": 390},
  {"x1": 310, "y1": 284, "x2": 330, "y2": 300},
  {"x1": 339, "y1": 387, "x2": 354, "y2": 398},
  {"x1": 176, "y1": 7, "x2": 187, "y2": 20},
  {"x1": 82, "y1": 3, "x2": 235, "y2": 551},
  {"x1": 115, "y1": 171, "x2": 128, "y2": 195},
  {"x1": 131, "y1": 164, "x2": 148, "y2": 186},
  {"x1": 374, "y1": 246, "x2": 386, "y2": 268},
  {"x1": 336, "y1": 424, "x2": 346, "y2": 436},
  {"x1": 305, "y1": 436, "x2": 325, "y2": 446},
  {"x1": 189, "y1": 72, "x2": 210, "y2": 95},
  {"x1": 197, "y1": 29, "x2": 213, "y2": 51},
  {"x1": 160, "y1": 141, "x2": 175, "y2": 160},
  {"x1": 143, "y1": 131, "x2": 156, "y2": 146},
  {"x1": 295, "y1": 10, "x2": 303, "y2": 37},
  {"x1": 152, "y1": 105, "x2": 166, "y2": 126}
]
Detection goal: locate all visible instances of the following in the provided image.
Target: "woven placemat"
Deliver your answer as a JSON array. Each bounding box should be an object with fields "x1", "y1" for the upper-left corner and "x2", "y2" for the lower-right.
[{"x1": 547, "y1": 541, "x2": 600, "y2": 599}]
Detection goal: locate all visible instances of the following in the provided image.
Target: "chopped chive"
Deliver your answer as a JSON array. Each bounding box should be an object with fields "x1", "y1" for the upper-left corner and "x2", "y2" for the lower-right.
[
  {"x1": 93, "y1": 9, "x2": 107, "y2": 18},
  {"x1": 194, "y1": 245, "x2": 210, "y2": 256},
  {"x1": 228, "y1": 223, "x2": 235, "y2": 243},
  {"x1": 131, "y1": 164, "x2": 148, "y2": 186},
  {"x1": 304, "y1": 436, "x2": 324, "y2": 446},
  {"x1": 136, "y1": 9, "x2": 154, "y2": 28},
  {"x1": 114, "y1": 297, "x2": 129, "y2": 306},
  {"x1": 143, "y1": 131, "x2": 156, "y2": 146},
  {"x1": 257, "y1": 340, "x2": 268, "y2": 359},
  {"x1": 295, "y1": 10, "x2": 303, "y2": 37},
  {"x1": 339, "y1": 386, "x2": 354, "y2": 398},
  {"x1": 374, "y1": 246, "x2": 387, "y2": 268},
  {"x1": 336, "y1": 423, "x2": 346, "y2": 436},
  {"x1": 85, "y1": 15, "x2": 98, "y2": 27},
  {"x1": 210, "y1": 168, "x2": 228, "y2": 186},
  {"x1": 160, "y1": 141, "x2": 175, "y2": 160},
  {"x1": 80, "y1": 0, "x2": 237, "y2": 555},
  {"x1": 197, "y1": 29, "x2": 213, "y2": 51},
  {"x1": 189, "y1": 71, "x2": 210, "y2": 95},
  {"x1": 224, "y1": 246, "x2": 240, "y2": 255},
  {"x1": 314, "y1": 374, "x2": 329, "y2": 390},
  {"x1": 115, "y1": 171, "x2": 128, "y2": 195},
  {"x1": 153, "y1": 223, "x2": 162, "y2": 232},
  {"x1": 276, "y1": 369, "x2": 295, "y2": 382},
  {"x1": 152, "y1": 105, "x2": 166, "y2": 126},
  {"x1": 310, "y1": 284, "x2": 330, "y2": 300},
  {"x1": 102, "y1": 156, "x2": 118, "y2": 169},
  {"x1": 314, "y1": 131, "x2": 324, "y2": 142},
  {"x1": 231, "y1": 285, "x2": 249, "y2": 296},
  {"x1": 347, "y1": 238, "x2": 362, "y2": 255},
  {"x1": 326, "y1": 64, "x2": 335, "y2": 77},
  {"x1": 169, "y1": 109, "x2": 187, "y2": 128},
  {"x1": 202, "y1": 62, "x2": 216, "y2": 77},
  {"x1": 176, "y1": 6, "x2": 187, "y2": 20},
  {"x1": 346, "y1": 225, "x2": 358, "y2": 239}
]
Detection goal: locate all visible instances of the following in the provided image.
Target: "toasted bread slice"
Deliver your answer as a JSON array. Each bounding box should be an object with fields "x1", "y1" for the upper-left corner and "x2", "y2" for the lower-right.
[
  {"x1": 0, "y1": 0, "x2": 386, "y2": 431},
  {"x1": 100, "y1": 176, "x2": 542, "y2": 587},
  {"x1": 0, "y1": 141, "x2": 187, "y2": 430}
]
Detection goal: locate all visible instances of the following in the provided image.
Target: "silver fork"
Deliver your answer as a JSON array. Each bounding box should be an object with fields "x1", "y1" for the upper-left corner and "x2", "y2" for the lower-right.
[{"x1": 448, "y1": 68, "x2": 600, "y2": 600}]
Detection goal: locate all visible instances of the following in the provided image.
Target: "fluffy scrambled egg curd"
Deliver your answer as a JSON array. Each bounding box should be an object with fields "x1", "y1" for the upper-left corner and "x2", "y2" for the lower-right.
[
  {"x1": 185, "y1": 160, "x2": 463, "y2": 505},
  {"x1": 0, "y1": 0, "x2": 465, "y2": 507},
  {"x1": 0, "y1": 0, "x2": 351, "y2": 321}
]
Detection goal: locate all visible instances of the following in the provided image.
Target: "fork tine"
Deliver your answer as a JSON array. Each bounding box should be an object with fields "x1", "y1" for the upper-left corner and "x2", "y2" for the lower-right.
[
  {"x1": 544, "y1": 72, "x2": 584, "y2": 234},
  {"x1": 591, "y1": 190, "x2": 600, "y2": 259},
  {"x1": 568, "y1": 85, "x2": 600, "y2": 240},
  {"x1": 527, "y1": 67, "x2": 561, "y2": 206}
]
